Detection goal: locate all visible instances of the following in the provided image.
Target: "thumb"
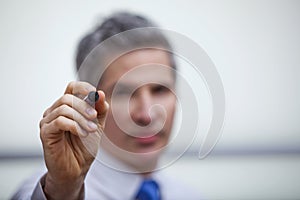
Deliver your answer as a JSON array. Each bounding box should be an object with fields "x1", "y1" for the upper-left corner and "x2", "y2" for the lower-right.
[{"x1": 95, "y1": 90, "x2": 109, "y2": 128}]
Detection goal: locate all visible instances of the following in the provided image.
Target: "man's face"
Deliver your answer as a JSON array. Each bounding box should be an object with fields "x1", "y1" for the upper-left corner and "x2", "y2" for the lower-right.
[{"x1": 99, "y1": 49, "x2": 176, "y2": 167}]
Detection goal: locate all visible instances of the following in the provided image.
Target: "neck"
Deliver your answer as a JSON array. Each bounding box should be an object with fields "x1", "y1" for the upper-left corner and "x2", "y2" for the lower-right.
[{"x1": 101, "y1": 135, "x2": 161, "y2": 173}]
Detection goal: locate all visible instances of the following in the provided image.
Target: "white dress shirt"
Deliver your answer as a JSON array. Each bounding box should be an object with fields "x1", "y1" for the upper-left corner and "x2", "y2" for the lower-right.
[{"x1": 11, "y1": 148, "x2": 202, "y2": 200}]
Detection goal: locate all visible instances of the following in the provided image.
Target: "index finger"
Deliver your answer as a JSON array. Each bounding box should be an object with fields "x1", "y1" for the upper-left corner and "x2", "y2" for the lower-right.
[{"x1": 65, "y1": 81, "x2": 96, "y2": 98}]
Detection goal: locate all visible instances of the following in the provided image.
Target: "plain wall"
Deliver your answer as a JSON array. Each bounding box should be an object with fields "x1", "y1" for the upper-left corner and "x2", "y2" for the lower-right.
[{"x1": 0, "y1": 0, "x2": 300, "y2": 199}]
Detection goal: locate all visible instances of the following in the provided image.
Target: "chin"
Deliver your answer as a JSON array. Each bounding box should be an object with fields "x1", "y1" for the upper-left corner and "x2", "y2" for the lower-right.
[
  {"x1": 127, "y1": 149, "x2": 163, "y2": 173},
  {"x1": 101, "y1": 134, "x2": 165, "y2": 173}
]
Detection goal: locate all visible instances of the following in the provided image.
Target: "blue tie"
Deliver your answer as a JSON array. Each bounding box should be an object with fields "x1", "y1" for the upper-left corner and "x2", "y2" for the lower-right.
[{"x1": 136, "y1": 179, "x2": 161, "y2": 200}]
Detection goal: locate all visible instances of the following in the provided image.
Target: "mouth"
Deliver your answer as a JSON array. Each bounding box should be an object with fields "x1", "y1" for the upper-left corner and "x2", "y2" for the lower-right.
[{"x1": 133, "y1": 133, "x2": 161, "y2": 147}]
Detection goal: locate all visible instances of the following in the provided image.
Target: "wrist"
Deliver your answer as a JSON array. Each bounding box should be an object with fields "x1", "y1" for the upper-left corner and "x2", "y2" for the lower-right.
[{"x1": 44, "y1": 173, "x2": 85, "y2": 200}]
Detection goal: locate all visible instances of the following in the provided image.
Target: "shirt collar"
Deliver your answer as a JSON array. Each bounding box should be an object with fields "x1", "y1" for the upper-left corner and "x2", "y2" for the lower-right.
[{"x1": 89, "y1": 147, "x2": 143, "y2": 199}]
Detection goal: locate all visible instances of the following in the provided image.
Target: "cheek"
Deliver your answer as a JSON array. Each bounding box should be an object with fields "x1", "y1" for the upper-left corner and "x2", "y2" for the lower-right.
[
  {"x1": 164, "y1": 98, "x2": 176, "y2": 125},
  {"x1": 103, "y1": 111, "x2": 114, "y2": 135},
  {"x1": 104, "y1": 108, "x2": 129, "y2": 136},
  {"x1": 103, "y1": 109, "x2": 123, "y2": 134},
  {"x1": 103, "y1": 111, "x2": 129, "y2": 148}
]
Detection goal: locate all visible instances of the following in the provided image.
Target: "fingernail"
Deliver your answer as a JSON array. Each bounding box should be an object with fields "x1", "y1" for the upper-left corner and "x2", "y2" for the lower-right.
[
  {"x1": 86, "y1": 108, "x2": 96, "y2": 116},
  {"x1": 88, "y1": 121, "x2": 98, "y2": 130}
]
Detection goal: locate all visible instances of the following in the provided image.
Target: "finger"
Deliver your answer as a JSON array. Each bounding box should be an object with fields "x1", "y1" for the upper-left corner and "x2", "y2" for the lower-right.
[
  {"x1": 44, "y1": 94, "x2": 98, "y2": 120},
  {"x1": 43, "y1": 81, "x2": 97, "y2": 118},
  {"x1": 65, "y1": 81, "x2": 96, "y2": 98},
  {"x1": 41, "y1": 104, "x2": 98, "y2": 133},
  {"x1": 95, "y1": 90, "x2": 109, "y2": 127},
  {"x1": 41, "y1": 116, "x2": 95, "y2": 137},
  {"x1": 42, "y1": 94, "x2": 74, "y2": 118}
]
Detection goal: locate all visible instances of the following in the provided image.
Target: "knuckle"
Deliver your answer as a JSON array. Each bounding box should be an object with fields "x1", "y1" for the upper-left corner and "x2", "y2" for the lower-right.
[
  {"x1": 43, "y1": 108, "x2": 50, "y2": 118},
  {"x1": 39, "y1": 119, "x2": 44, "y2": 129},
  {"x1": 39, "y1": 125, "x2": 47, "y2": 141},
  {"x1": 54, "y1": 116, "x2": 64, "y2": 127},
  {"x1": 59, "y1": 104, "x2": 69, "y2": 114},
  {"x1": 60, "y1": 94, "x2": 72, "y2": 105},
  {"x1": 70, "y1": 121, "x2": 78, "y2": 134},
  {"x1": 67, "y1": 81, "x2": 75, "y2": 89}
]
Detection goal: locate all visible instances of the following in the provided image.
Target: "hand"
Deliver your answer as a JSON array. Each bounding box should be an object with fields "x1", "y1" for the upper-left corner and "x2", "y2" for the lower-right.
[{"x1": 39, "y1": 81, "x2": 109, "y2": 199}]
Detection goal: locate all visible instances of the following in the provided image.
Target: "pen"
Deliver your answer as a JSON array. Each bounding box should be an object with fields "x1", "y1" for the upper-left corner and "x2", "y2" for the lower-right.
[{"x1": 83, "y1": 91, "x2": 99, "y2": 106}]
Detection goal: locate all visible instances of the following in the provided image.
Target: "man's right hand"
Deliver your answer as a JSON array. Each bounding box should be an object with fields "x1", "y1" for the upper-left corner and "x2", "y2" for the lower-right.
[{"x1": 39, "y1": 81, "x2": 109, "y2": 200}]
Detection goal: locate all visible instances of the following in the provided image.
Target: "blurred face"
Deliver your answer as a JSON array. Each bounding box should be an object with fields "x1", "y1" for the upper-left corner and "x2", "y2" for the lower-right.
[{"x1": 99, "y1": 49, "x2": 176, "y2": 169}]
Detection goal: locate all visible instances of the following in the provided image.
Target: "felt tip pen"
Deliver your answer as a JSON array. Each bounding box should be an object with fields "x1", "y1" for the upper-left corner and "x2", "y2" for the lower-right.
[{"x1": 83, "y1": 91, "x2": 99, "y2": 106}]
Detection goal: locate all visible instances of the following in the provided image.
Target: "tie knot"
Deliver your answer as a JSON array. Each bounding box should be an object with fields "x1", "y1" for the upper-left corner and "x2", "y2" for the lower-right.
[{"x1": 136, "y1": 179, "x2": 161, "y2": 200}]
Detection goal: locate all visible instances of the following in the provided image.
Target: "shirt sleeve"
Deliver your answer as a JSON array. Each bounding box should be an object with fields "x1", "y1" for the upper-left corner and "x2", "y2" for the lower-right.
[
  {"x1": 31, "y1": 174, "x2": 86, "y2": 200},
  {"x1": 12, "y1": 173, "x2": 85, "y2": 200},
  {"x1": 10, "y1": 172, "x2": 47, "y2": 200},
  {"x1": 31, "y1": 174, "x2": 47, "y2": 200}
]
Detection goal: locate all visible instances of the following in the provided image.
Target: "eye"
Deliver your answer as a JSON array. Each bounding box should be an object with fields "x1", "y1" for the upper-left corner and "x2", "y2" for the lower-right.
[{"x1": 152, "y1": 85, "x2": 169, "y2": 95}]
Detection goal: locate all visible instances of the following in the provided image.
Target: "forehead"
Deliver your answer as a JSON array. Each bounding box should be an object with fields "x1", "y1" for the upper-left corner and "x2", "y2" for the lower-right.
[{"x1": 101, "y1": 49, "x2": 174, "y2": 88}]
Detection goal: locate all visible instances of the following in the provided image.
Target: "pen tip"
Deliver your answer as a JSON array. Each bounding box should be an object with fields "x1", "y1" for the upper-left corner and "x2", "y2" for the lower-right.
[{"x1": 88, "y1": 91, "x2": 99, "y2": 102}]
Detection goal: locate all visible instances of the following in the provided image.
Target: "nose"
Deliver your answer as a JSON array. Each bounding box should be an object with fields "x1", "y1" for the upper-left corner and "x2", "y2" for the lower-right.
[{"x1": 130, "y1": 89, "x2": 152, "y2": 126}]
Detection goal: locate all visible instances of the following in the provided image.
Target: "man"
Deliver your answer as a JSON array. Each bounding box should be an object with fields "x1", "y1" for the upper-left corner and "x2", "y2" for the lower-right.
[{"x1": 12, "y1": 12, "x2": 201, "y2": 199}]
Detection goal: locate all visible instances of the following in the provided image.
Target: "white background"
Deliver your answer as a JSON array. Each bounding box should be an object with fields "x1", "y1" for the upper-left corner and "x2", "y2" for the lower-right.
[
  {"x1": 1, "y1": 0, "x2": 299, "y2": 154},
  {"x1": 0, "y1": 0, "x2": 300, "y2": 199}
]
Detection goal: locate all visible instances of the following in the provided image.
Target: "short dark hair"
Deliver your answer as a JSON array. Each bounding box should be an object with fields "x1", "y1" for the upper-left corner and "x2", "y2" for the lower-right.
[{"x1": 75, "y1": 12, "x2": 176, "y2": 73}]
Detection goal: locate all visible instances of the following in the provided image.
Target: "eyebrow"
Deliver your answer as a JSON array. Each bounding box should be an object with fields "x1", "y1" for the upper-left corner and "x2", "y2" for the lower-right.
[{"x1": 108, "y1": 81, "x2": 175, "y2": 94}]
